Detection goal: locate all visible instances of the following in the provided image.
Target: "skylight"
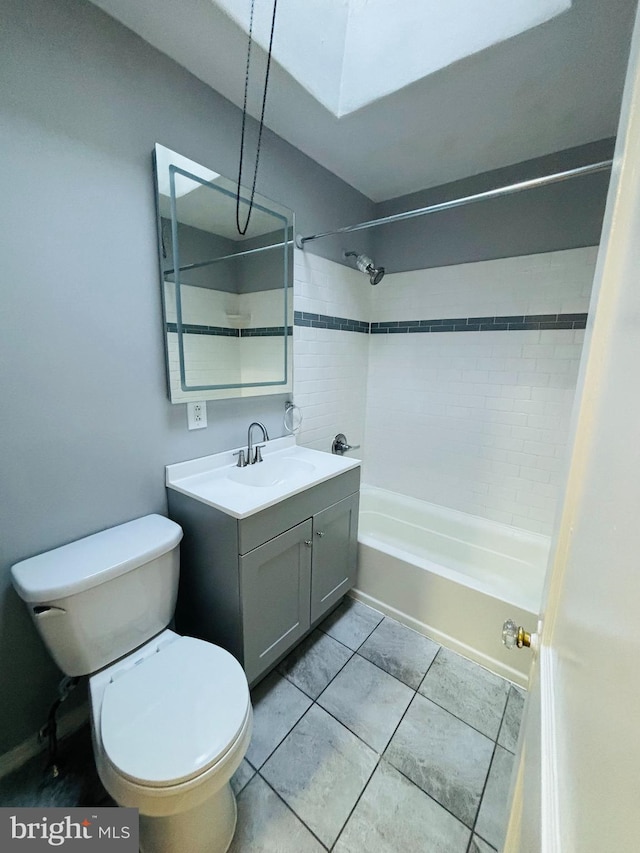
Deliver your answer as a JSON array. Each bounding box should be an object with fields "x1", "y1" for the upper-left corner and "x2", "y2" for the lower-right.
[{"x1": 214, "y1": 0, "x2": 571, "y2": 117}]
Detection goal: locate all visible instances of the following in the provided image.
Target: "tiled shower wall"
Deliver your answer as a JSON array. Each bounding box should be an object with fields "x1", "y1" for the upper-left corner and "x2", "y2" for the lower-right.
[
  {"x1": 366, "y1": 248, "x2": 596, "y2": 534},
  {"x1": 293, "y1": 251, "x2": 370, "y2": 451},
  {"x1": 293, "y1": 247, "x2": 597, "y2": 535}
]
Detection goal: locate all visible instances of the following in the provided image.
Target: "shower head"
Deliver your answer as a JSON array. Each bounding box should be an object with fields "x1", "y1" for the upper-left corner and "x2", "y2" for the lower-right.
[{"x1": 344, "y1": 251, "x2": 385, "y2": 285}]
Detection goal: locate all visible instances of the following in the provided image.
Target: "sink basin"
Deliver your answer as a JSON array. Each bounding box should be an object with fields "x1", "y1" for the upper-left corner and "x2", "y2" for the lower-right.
[
  {"x1": 228, "y1": 456, "x2": 316, "y2": 487},
  {"x1": 166, "y1": 436, "x2": 360, "y2": 518}
]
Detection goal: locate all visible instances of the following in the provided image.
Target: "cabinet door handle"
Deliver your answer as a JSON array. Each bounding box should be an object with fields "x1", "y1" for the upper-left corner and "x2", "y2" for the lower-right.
[
  {"x1": 316, "y1": 531, "x2": 325, "y2": 538},
  {"x1": 304, "y1": 540, "x2": 312, "y2": 547}
]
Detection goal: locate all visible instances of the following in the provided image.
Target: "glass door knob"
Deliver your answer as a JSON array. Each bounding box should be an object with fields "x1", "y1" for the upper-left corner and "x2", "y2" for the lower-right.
[{"x1": 502, "y1": 619, "x2": 533, "y2": 649}]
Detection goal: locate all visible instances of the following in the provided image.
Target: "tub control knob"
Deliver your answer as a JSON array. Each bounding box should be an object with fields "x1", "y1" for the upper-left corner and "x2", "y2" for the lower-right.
[
  {"x1": 502, "y1": 619, "x2": 532, "y2": 650},
  {"x1": 332, "y1": 433, "x2": 360, "y2": 455}
]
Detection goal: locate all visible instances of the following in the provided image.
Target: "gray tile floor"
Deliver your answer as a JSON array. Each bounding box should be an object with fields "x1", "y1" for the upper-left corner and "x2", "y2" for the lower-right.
[
  {"x1": 232, "y1": 598, "x2": 525, "y2": 853},
  {"x1": 0, "y1": 598, "x2": 525, "y2": 853}
]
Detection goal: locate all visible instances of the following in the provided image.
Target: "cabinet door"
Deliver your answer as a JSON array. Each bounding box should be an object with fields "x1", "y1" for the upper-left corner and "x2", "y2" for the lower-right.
[
  {"x1": 240, "y1": 519, "x2": 312, "y2": 683},
  {"x1": 310, "y1": 493, "x2": 359, "y2": 623}
]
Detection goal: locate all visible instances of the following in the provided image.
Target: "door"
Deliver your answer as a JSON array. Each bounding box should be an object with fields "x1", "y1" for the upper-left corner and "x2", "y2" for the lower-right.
[
  {"x1": 504, "y1": 8, "x2": 640, "y2": 850},
  {"x1": 310, "y1": 493, "x2": 359, "y2": 623},
  {"x1": 240, "y1": 519, "x2": 312, "y2": 683}
]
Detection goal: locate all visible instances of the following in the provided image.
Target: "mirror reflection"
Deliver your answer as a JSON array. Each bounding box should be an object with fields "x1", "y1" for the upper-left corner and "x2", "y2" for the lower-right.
[{"x1": 153, "y1": 144, "x2": 293, "y2": 403}]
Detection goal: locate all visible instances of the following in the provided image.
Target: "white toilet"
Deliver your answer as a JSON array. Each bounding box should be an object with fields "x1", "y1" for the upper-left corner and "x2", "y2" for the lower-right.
[{"x1": 11, "y1": 514, "x2": 252, "y2": 853}]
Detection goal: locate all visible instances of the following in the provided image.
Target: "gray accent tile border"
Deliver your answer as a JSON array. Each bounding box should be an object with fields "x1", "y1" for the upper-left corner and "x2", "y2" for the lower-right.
[
  {"x1": 370, "y1": 313, "x2": 587, "y2": 333},
  {"x1": 166, "y1": 322, "x2": 292, "y2": 337},
  {"x1": 171, "y1": 312, "x2": 587, "y2": 337},
  {"x1": 240, "y1": 325, "x2": 293, "y2": 337},
  {"x1": 293, "y1": 311, "x2": 587, "y2": 334},
  {"x1": 294, "y1": 310, "x2": 369, "y2": 333}
]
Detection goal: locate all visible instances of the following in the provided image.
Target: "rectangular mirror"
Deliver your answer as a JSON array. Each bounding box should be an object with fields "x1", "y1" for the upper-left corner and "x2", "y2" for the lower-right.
[{"x1": 153, "y1": 144, "x2": 293, "y2": 403}]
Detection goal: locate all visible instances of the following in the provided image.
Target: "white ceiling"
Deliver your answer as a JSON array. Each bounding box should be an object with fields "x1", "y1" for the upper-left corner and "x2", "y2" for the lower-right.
[{"x1": 90, "y1": 0, "x2": 637, "y2": 202}]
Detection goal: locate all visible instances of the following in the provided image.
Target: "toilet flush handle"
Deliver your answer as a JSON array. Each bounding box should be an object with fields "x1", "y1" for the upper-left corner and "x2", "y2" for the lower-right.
[{"x1": 32, "y1": 605, "x2": 66, "y2": 619}]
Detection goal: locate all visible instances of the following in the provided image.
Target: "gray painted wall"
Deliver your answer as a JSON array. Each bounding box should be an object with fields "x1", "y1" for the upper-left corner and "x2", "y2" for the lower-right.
[
  {"x1": 372, "y1": 138, "x2": 615, "y2": 273},
  {"x1": 0, "y1": 0, "x2": 373, "y2": 755}
]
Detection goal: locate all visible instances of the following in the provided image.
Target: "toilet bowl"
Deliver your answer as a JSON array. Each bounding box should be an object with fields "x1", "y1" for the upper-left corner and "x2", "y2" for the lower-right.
[
  {"x1": 11, "y1": 514, "x2": 251, "y2": 853},
  {"x1": 91, "y1": 631, "x2": 252, "y2": 853}
]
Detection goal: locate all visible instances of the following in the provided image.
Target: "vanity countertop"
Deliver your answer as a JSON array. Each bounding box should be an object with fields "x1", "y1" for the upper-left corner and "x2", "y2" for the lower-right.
[{"x1": 166, "y1": 436, "x2": 360, "y2": 519}]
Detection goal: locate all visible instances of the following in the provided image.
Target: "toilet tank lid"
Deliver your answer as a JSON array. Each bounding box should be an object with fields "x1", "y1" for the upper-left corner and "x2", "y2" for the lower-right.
[{"x1": 11, "y1": 515, "x2": 183, "y2": 604}]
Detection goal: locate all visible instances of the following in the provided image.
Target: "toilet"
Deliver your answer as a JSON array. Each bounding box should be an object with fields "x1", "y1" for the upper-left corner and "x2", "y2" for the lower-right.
[{"x1": 11, "y1": 514, "x2": 252, "y2": 853}]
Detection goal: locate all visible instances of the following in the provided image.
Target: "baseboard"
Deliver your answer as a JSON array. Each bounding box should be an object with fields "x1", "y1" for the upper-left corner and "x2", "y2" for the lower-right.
[
  {"x1": 0, "y1": 704, "x2": 90, "y2": 780},
  {"x1": 350, "y1": 587, "x2": 528, "y2": 688}
]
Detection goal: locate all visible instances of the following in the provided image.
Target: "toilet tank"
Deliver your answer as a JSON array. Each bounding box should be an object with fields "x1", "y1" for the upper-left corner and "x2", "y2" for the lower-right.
[{"x1": 11, "y1": 515, "x2": 183, "y2": 676}]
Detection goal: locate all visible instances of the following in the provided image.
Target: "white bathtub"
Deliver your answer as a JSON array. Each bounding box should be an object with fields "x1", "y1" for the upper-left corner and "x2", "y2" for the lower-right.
[{"x1": 353, "y1": 485, "x2": 550, "y2": 686}]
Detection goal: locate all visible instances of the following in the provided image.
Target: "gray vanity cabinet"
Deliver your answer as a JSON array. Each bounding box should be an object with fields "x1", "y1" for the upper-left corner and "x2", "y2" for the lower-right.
[
  {"x1": 310, "y1": 494, "x2": 359, "y2": 623},
  {"x1": 240, "y1": 520, "x2": 312, "y2": 683},
  {"x1": 169, "y1": 467, "x2": 359, "y2": 685}
]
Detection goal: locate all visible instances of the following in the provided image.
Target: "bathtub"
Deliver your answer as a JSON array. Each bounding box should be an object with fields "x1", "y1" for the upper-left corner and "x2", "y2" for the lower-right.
[{"x1": 353, "y1": 485, "x2": 550, "y2": 686}]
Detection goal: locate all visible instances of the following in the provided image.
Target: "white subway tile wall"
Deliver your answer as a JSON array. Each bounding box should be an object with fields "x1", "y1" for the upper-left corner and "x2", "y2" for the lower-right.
[
  {"x1": 369, "y1": 247, "x2": 597, "y2": 323},
  {"x1": 294, "y1": 251, "x2": 371, "y2": 321},
  {"x1": 364, "y1": 327, "x2": 585, "y2": 533},
  {"x1": 293, "y1": 247, "x2": 597, "y2": 535},
  {"x1": 293, "y1": 251, "x2": 370, "y2": 452}
]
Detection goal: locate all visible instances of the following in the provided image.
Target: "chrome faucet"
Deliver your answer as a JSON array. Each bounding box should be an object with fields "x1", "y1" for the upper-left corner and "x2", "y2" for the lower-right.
[{"x1": 247, "y1": 421, "x2": 269, "y2": 464}]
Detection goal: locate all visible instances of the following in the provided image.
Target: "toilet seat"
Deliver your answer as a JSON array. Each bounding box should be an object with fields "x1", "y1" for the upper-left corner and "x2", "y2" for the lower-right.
[{"x1": 100, "y1": 636, "x2": 250, "y2": 788}]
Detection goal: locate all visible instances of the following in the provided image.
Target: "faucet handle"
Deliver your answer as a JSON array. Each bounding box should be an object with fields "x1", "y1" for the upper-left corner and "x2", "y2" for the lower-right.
[
  {"x1": 332, "y1": 433, "x2": 361, "y2": 455},
  {"x1": 253, "y1": 445, "x2": 265, "y2": 464},
  {"x1": 233, "y1": 449, "x2": 247, "y2": 468}
]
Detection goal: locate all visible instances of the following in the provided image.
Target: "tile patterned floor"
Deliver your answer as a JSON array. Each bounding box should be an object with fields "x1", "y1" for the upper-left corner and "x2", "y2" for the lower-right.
[
  {"x1": 232, "y1": 598, "x2": 526, "y2": 853},
  {"x1": 0, "y1": 598, "x2": 526, "y2": 853}
]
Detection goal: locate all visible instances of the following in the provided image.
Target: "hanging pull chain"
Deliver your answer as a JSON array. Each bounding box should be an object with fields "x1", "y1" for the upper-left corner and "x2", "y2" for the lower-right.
[{"x1": 236, "y1": 0, "x2": 278, "y2": 236}]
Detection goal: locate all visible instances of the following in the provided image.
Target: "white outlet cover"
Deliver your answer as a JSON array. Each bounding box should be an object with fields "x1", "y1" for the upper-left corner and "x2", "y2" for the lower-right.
[{"x1": 187, "y1": 402, "x2": 207, "y2": 430}]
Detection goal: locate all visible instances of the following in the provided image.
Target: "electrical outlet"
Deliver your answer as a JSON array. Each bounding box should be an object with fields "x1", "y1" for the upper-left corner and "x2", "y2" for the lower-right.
[{"x1": 187, "y1": 401, "x2": 207, "y2": 430}]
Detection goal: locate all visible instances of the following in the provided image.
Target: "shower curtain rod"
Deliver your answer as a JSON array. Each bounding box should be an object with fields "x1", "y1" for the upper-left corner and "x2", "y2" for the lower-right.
[
  {"x1": 295, "y1": 159, "x2": 613, "y2": 248},
  {"x1": 165, "y1": 239, "x2": 292, "y2": 276}
]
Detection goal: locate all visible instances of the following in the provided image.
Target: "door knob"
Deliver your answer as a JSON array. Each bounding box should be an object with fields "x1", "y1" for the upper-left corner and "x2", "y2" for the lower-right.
[
  {"x1": 304, "y1": 540, "x2": 312, "y2": 547},
  {"x1": 316, "y1": 531, "x2": 325, "y2": 537},
  {"x1": 502, "y1": 619, "x2": 533, "y2": 649}
]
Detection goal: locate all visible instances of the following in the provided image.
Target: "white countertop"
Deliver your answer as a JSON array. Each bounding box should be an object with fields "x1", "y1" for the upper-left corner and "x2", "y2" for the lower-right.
[{"x1": 165, "y1": 436, "x2": 361, "y2": 519}]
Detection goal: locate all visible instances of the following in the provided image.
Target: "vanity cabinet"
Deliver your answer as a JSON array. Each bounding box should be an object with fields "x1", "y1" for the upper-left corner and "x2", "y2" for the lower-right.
[
  {"x1": 168, "y1": 468, "x2": 359, "y2": 684},
  {"x1": 240, "y1": 519, "x2": 312, "y2": 682},
  {"x1": 310, "y1": 495, "x2": 359, "y2": 622}
]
